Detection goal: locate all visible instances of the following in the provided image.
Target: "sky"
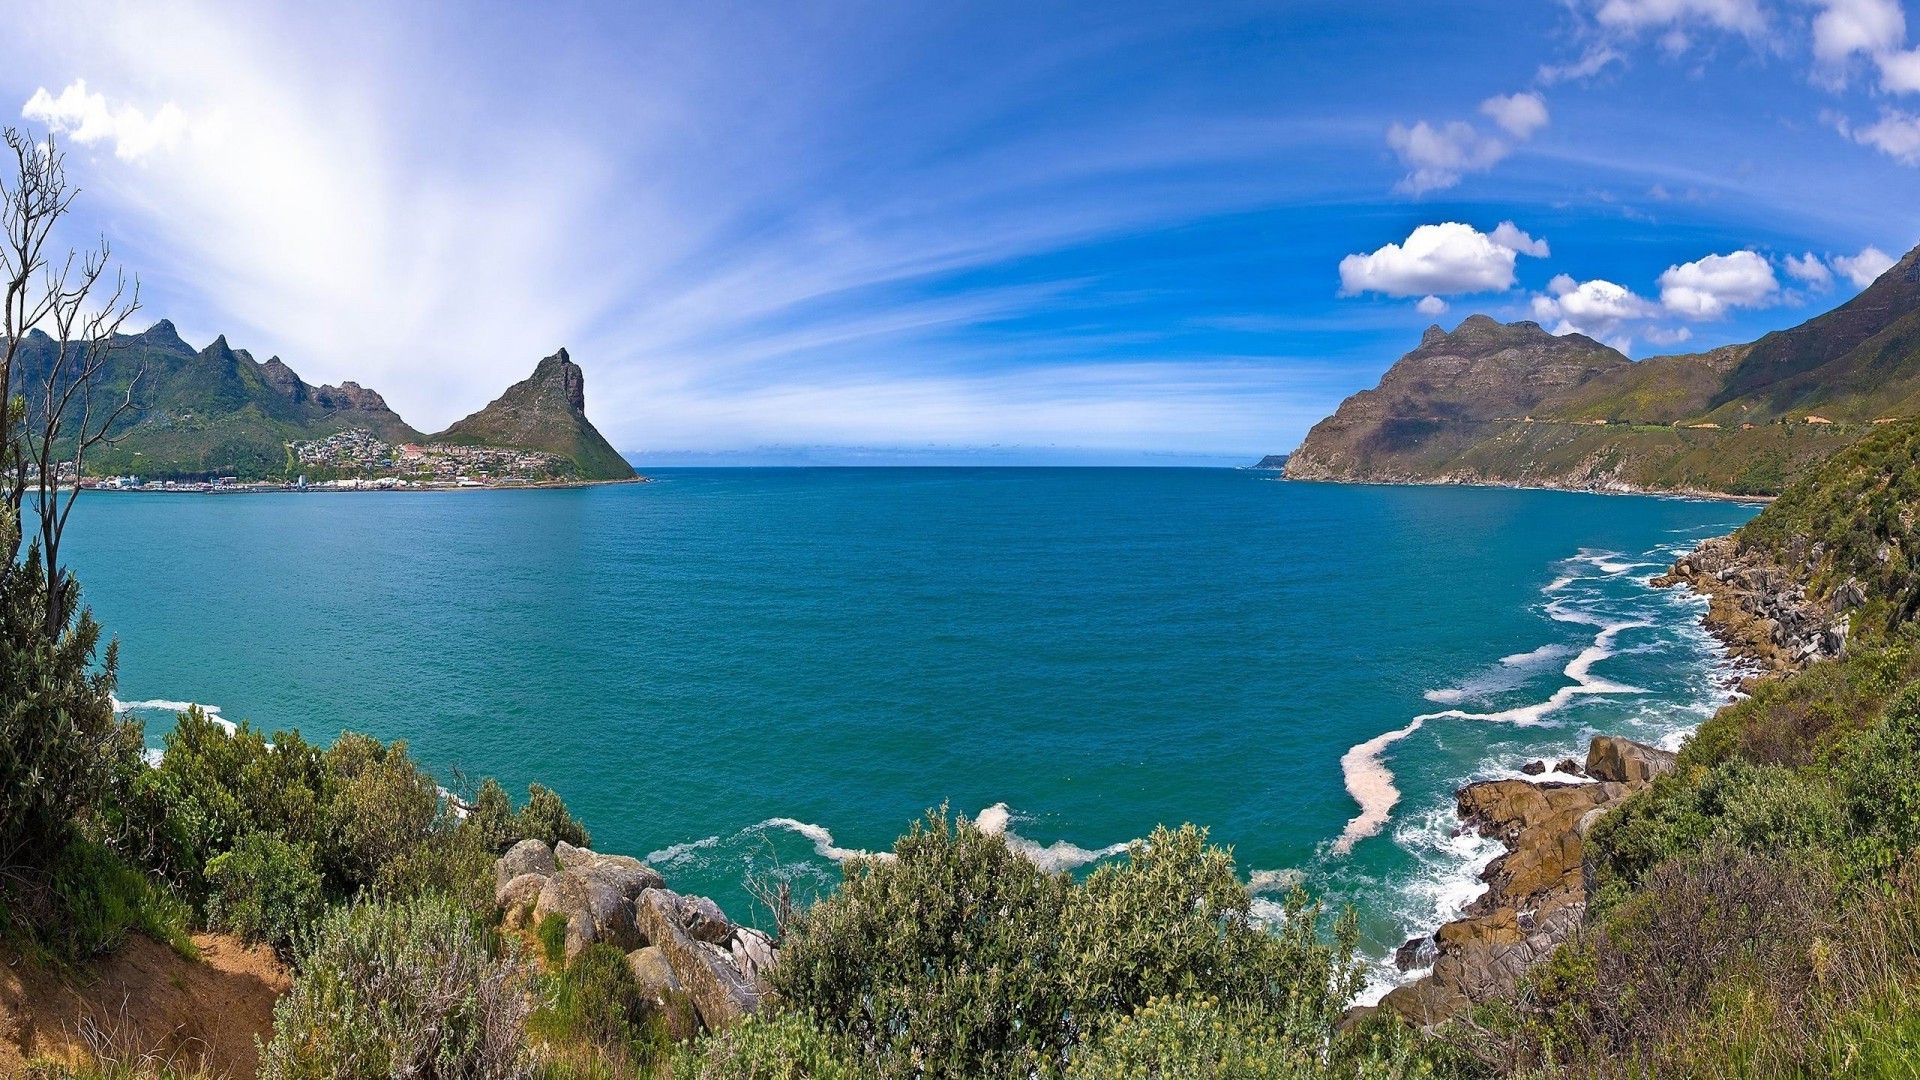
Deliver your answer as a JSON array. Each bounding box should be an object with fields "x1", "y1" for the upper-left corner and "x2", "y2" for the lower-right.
[{"x1": 3, "y1": 0, "x2": 1918, "y2": 465}]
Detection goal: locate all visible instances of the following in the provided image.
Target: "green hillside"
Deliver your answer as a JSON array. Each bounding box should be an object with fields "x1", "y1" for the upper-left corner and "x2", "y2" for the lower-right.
[{"x1": 432, "y1": 348, "x2": 635, "y2": 481}]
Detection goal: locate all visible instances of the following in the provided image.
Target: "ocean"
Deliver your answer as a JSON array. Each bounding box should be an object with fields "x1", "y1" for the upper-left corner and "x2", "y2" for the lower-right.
[{"x1": 61, "y1": 468, "x2": 1759, "y2": 996}]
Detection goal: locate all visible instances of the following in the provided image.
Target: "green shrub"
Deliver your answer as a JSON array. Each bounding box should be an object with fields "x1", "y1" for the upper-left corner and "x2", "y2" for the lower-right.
[
  {"x1": 1060, "y1": 824, "x2": 1360, "y2": 1030},
  {"x1": 666, "y1": 1013, "x2": 866, "y2": 1080},
  {"x1": 0, "y1": 512, "x2": 127, "y2": 870},
  {"x1": 204, "y1": 831, "x2": 323, "y2": 951},
  {"x1": 1842, "y1": 685, "x2": 1920, "y2": 873},
  {"x1": 772, "y1": 810, "x2": 1361, "y2": 1079},
  {"x1": 538, "y1": 911, "x2": 570, "y2": 969},
  {"x1": 4, "y1": 837, "x2": 195, "y2": 963},
  {"x1": 325, "y1": 732, "x2": 446, "y2": 889},
  {"x1": 1588, "y1": 759, "x2": 1844, "y2": 904},
  {"x1": 259, "y1": 894, "x2": 532, "y2": 1080},
  {"x1": 529, "y1": 942, "x2": 665, "y2": 1070},
  {"x1": 467, "y1": 777, "x2": 519, "y2": 854},
  {"x1": 517, "y1": 783, "x2": 590, "y2": 850},
  {"x1": 771, "y1": 808, "x2": 1071, "y2": 1076},
  {"x1": 1067, "y1": 994, "x2": 1320, "y2": 1079}
]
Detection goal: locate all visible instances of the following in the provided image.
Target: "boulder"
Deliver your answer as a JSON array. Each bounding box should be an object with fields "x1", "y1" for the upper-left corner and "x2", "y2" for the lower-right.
[
  {"x1": 496, "y1": 872, "x2": 547, "y2": 929},
  {"x1": 1554, "y1": 757, "x2": 1586, "y2": 778},
  {"x1": 1519, "y1": 760, "x2": 1547, "y2": 776},
  {"x1": 534, "y1": 870, "x2": 641, "y2": 961},
  {"x1": 637, "y1": 889, "x2": 763, "y2": 1029},
  {"x1": 1585, "y1": 736, "x2": 1677, "y2": 785},
  {"x1": 678, "y1": 895, "x2": 734, "y2": 945},
  {"x1": 626, "y1": 945, "x2": 684, "y2": 998},
  {"x1": 578, "y1": 857, "x2": 666, "y2": 901},
  {"x1": 554, "y1": 840, "x2": 595, "y2": 870},
  {"x1": 495, "y1": 838, "x2": 556, "y2": 888},
  {"x1": 1394, "y1": 934, "x2": 1438, "y2": 972},
  {"x1": 730, "y1": 926, "x2": 778, "y2": 988}
]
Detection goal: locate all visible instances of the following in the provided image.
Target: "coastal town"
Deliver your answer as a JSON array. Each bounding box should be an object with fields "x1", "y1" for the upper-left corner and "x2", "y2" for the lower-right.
[{"x1": 77, "y1": 427, "x2": 627, "y2": 493}]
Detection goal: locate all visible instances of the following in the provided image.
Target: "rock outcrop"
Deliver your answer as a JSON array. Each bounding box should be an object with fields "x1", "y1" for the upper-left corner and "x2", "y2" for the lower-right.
[
  {"x1": 491, "y1": 840, "x2": 774, "y2": 1031},
  {"x1": 1379, "y1": 736, "x2": 1674, "y2": 1027},
  {"x1": 1653, "y1": 535, "x2": 1848, "y2": 675}
]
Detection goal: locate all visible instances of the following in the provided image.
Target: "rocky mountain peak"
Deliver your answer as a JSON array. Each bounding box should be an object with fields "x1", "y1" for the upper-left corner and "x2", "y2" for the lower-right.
[{"x1": 138, "y1": 319, "x2": 191, "y2": 352}]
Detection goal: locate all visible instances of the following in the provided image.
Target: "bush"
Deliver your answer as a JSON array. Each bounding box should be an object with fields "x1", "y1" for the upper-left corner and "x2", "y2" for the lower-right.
[
  {"x1": 1067, "y1": 995, "x2": 1320, "y2": 1079},
  {"x1": 325, "y1": 732, "x2": 445, "y2": 890},
  {"x1": 772, "y1": 810, "x2": 1361, "y2": 1079},
  {"x1": 538, "y1": 912, "x2": 570, "y2": 969},
  {"x1": 258, "y1": 894, "x2": 532, "y2": 1080},
  {"x1": 204, "y1": 831, "x2": 323, "y2": 951},
  {"x1": 771, "y1": 808, "x2": 1071, "y2": 1076},
  {"x1": 0, "y1": 513, "x2": 131, "y2": 869},
  {"x1": 529, "y1": 943, "x2": 666, "y2": 1071},
  {"x1": 666, "y1": 1013, "x2": 866, "y2": 1080},
  {"x1": 467, "y1": 777, "x2": 519, "y2": 854},
  {"x1": 1, "y1": 836, "x2": 195, "y2": 963},
  {"x1": 517, "y1": 783, "x2": 590, "y2": 850}
]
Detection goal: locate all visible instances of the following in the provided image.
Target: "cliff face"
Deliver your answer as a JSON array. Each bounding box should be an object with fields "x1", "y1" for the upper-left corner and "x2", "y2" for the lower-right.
[
  {"x1": 433, "y1": 349, "x2": 635, "y2": 481},
  {"x1": 1280, "y1": 244, "x2": 1920, "y2": 497}
]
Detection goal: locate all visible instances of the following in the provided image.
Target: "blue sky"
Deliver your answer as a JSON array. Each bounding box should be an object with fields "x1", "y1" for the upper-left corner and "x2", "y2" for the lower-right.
[{"x1": 3, "y1": 1, "x2": 1918, "y2": 464}]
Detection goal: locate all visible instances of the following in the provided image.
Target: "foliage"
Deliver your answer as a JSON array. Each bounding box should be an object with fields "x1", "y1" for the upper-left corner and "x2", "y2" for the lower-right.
[
  {"x1": 665, "y1": 1013, "x2": 867, "y2": 1080},
  {"x1": 258, "y1": 894, "x2": 533, "y2": 1080},
  {"x1": 772, "y1": 809, "x2": 1362, "y2": 1079},
  {"x1": 517, "y1": 783, "x2": 590, "y2": 850},
  {"x1": 1068, "y1": 994, "x2": 1376, "y2": 1079},
  {"x1": 1736, "y1": 417, "x2": 1920, "y2": 629},
  {"x1": 538, "y1": 912, "x2": 571, "y2": 969},
  {"x1": 0, "y1": 510, "x2": 129, "y2": 872},
  {"x1": 529, "y1": 943, "x2": 667, "y2": 1072},
  {"x1": 3, "y1": 836, "x2": 195, "y2": 963},
  {"x1": 468, "y1": 776, "x2": 519, "y2": 854},
  {"x1": 203, "y1": 830, "x2": 323, "y2": 951}
]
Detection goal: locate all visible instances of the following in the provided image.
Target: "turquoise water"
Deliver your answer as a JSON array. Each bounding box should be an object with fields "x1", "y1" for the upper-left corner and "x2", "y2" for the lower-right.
[{"x1": 59, "y1": 469, "x2": 1757, "y2": 995}]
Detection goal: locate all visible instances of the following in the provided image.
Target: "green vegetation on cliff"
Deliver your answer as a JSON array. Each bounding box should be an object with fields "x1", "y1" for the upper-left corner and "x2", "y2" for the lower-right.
[{"x1": 433, "y1": 348, "x2": 635, "y2": 481}]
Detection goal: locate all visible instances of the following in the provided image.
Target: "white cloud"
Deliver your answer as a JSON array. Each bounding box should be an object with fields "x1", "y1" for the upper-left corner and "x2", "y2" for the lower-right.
[
  {"x1": 1848, "y1": 109, "x2": 1920, "y2": 162},
  {"x1": 1538, "y1": 46, "x2": 1625, "y2": 83},
  {"x1": 1883, "y1": 47, "x2": 1920, "y2": 91},
  {"x1": 1834, "y1": 244, "x2": 1897, "y2": 287},
  {"x1": 1812, "y1": 0, "x2": 1906, "y2": 65},
  {"x1": 1480, "y1": 92, "x2": 1550, "y2": 138},
  {"x1": 1784, "y1": 252, "x2": 1834, "y2": 287},
  {"x1": 22, "y1": 79, "x2": 190, "y2": 161},
  {"x1": 1593, "y1": 0, "x2": 1767, "y2": 35},
  {"x1": 1416, "y1": 295, "x2": 1450, "y2": 316},
  {"x1": 1385, "y1": 121, "x2": 1509, "y2": 194},
  {"x1": 1490, "y1": 221, "x2": 1551, "y2": 258},
  {"x1": 1530, "y1": 274, "x2": 1660, "y2": 342},
  {"x1": 1656, "y1": 250, "x2": 1780, "y2": 318},
  {"x1": 1338, "y1": 221, "x2": 1550, "y2": 298},
  {"x1": 1386, "y1": 91, "x2": 1549, "y2": 194}
]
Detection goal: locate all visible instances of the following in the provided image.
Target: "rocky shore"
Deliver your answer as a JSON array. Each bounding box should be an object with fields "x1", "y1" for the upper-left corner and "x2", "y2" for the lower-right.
[
  {"x1": 494, "y1": 838, "x2": 777, "y2": 1032},
  {"x1": 1375, "y1": 735, "x2": 1676, "y2": 1027},
  {"x1": 1375, "y1": 527, "x2": 1846, "y2": 1029},
  {"x1": 1651, "y1": 534, "x2": 1848, "y2": 676}
]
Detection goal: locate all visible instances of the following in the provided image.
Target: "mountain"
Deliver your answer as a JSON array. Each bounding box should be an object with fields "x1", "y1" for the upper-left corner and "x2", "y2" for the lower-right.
[
  {"x1": 431, "y1": 349, "x2": 634, "y2": 481},
  {"x1": 1282, "y1": 243, "x2": 1920, "y2": 497},
  {"x1": 9, "y1": 323, "x2": 632, "y2": 481}
]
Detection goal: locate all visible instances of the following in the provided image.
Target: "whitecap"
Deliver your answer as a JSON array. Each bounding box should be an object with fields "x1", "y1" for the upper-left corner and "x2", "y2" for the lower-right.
[
  {"x1": 757, "y1": 818, "x2": 895, "y2": 864},
  {"x1": 975, "y1": 803, "x2": 1130, "y2": 873},
  {"x1": 648, "y1": 834, "x2": 721, "y2": 866}
]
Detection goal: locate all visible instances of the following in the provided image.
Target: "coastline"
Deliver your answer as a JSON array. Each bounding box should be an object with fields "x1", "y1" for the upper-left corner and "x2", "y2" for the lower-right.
[
  {"x1": 1363, "y1": 522, "x2": 1806, "y2": 1026},
  {"x1": 74, "y1": 475, "x2": 652, "y2": 495},
  {"x1": 1274, "y1": 472, "x2": 1775, "y2": 505}
]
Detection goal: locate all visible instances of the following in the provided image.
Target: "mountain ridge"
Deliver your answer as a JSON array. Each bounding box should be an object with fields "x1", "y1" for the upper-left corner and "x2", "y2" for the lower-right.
[
  {"x1": 1281, "y1": 242, "x2": 1920, "y2": 497},
  {"x1": 12, "y1": 325, "x2": 632, "y2": 481}
]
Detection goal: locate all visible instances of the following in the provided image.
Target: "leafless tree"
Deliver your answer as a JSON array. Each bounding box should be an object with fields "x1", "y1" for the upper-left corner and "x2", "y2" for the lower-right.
[{"x1": 0, "y1": 127, "x2": 143, "y2": 635}]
